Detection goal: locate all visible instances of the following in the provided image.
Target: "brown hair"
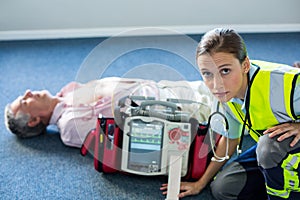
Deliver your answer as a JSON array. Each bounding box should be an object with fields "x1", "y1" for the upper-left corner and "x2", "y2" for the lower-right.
[{"x1": 196, "y1": 28, "x2": 248, "y2": 64}]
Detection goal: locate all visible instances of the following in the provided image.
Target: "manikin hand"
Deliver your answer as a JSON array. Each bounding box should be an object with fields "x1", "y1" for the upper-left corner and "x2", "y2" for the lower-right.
[{"x1": 56, "y1": 82, "x2": 82, "y2": 97}]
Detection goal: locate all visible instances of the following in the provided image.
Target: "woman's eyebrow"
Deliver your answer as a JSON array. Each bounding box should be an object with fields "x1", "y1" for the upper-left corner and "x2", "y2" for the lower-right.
[
  {"x1": 218, "y1": 63, "x2": 231, "y2": 68},
  {"x1": 199, "y1": 68, "x2": 207, "y2": 71}
]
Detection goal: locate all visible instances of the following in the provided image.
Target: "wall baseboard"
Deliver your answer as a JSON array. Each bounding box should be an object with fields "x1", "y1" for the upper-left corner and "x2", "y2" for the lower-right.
[{"x1": 1, "y1": 24, "x2": 300, "y2": 41}]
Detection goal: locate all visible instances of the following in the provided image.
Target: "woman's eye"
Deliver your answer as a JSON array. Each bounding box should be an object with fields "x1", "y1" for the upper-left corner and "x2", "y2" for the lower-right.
[
  {"x1": 201, "y1": 71, "x2": 213, "y2": 78},
  {"x1": 221, "y1": 68, "x2": 230, "y2": 75}
]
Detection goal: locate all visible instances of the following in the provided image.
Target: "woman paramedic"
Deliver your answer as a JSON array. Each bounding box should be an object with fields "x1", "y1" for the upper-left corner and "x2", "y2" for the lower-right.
[{"x1": 161, "y1": 28, "x2": 300, "y2": 200}]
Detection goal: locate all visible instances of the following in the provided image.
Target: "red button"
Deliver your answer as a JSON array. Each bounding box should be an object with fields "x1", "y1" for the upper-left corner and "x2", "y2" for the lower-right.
[{"x1": 168, "y1": 128, "x2": 182, "y2": 141}]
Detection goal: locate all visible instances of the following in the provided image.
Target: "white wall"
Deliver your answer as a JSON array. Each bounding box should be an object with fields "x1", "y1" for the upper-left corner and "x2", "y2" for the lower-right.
[{"x1": 0, "y1": 0, "x2": 299, "y2": 40}]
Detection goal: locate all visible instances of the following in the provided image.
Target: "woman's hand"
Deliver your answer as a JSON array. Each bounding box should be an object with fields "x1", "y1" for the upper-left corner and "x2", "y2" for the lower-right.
[
  {"x1": 264, "y1": 122, "x2": 300, "y2": 147},
  {"x1": 159, "y1": 137, "x2": 239, "y2": 198},
  {"x1": 160, "y1": 181, "x2": 205, "y2": 198}
]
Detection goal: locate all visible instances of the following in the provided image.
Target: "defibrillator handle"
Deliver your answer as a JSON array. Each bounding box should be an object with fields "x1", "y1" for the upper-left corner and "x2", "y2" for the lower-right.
[{"x1": 140, "y1": 100, "x2": 177, "y2": 112}]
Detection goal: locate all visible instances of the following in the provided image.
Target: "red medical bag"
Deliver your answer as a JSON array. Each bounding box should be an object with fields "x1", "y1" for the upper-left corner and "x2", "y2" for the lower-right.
[{"x1": 81, "y1": 115, "x2": 215, "y2": 180}]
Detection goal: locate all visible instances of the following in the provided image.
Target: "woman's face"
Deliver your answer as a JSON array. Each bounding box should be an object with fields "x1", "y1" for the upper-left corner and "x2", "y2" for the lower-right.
[{"x1": 197, "y1": 52, "x2": 249, "y2": 102}]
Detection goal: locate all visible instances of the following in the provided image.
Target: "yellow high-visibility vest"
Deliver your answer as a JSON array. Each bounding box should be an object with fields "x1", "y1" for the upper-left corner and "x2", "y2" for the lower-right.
[{"x1": 227, "y1": 60, "x2": 300, "y2": 142}]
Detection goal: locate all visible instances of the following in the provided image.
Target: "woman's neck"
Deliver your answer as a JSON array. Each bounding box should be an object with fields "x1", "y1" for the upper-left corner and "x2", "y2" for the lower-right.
[{"x1": 236, "y1": 73, "x2": 249, "y2": 100}]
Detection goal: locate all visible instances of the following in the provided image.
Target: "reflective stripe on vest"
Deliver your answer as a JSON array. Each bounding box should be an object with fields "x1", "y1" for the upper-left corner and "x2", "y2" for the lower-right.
[
  {"x1": 227, "y1": 60, "x2": 300, "y2": 142},
  {"x1": 266, "y1": 185, "x2": 290, "y2": 199},
  {"x1": 282, "y1": 153, "x2": 300, "y2": 191},
  {"x1": 266, "y1": 153, "x2": 300, "y2": 198}
]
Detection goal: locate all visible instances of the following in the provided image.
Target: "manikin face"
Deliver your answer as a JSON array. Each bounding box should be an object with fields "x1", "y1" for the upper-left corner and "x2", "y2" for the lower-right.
[
  {"x1": 10, "y1": 90, "x2": 53, "y2": 119},
  {"x1": 197, "y1": 52, "x2": 250, "y2": 102}
]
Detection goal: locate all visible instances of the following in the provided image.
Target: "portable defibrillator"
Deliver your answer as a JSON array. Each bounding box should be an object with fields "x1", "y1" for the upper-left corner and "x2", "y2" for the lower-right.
[
  {"x1": 121, "y1": 100, "x2": 192, "y2": 176},
  {"x1": 81, "y1": 96, "x2": 214, "y2": 180}
]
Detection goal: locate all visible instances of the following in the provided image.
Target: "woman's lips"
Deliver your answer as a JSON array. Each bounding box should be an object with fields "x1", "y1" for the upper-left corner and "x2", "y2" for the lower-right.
[{"x1": 213, "y1": 91, "x2": 229, "y2": 98}]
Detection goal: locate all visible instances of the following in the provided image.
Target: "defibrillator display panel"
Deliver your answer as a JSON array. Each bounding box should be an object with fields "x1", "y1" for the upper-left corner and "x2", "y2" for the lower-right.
[{"x1": 128, "y1": 119, "x2": 164, "y2": 173}]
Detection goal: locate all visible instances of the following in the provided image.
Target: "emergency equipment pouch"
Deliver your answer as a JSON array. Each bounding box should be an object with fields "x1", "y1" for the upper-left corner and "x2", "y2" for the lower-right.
[
  {"x1": 81, "y1": 116, "x2": 123, "y2": 173},
  {"x1": 81, "y1": 97, "x2": 215, "y2": 180}
]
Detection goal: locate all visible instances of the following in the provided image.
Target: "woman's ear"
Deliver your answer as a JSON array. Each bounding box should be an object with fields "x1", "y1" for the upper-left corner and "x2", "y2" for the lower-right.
[
  {"x1": 27, "y1": 116, "x2": 41, "y2": 127},
  {"x1": 242, "y1": 57, "x2": 251, "y2": 73}
]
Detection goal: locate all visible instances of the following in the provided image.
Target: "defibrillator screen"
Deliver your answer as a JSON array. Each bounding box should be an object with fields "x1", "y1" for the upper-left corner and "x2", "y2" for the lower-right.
[{"x1": 128, "y1": 119, "x2": 164, "y2": 173}]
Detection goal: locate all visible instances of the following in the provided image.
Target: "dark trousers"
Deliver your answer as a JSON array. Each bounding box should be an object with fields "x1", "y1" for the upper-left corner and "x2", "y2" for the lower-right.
[
  {"x1": 211, "y1": 145, "x2": 267, "y2": 200},
  {"x1": 211, "y1": 140, "x2": 300, "y2": 200}
]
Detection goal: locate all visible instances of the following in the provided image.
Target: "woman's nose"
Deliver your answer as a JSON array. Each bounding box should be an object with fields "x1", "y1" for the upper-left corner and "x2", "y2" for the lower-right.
[{"x1": 213, "y1": 74, "x2": 224, "y2": 89}]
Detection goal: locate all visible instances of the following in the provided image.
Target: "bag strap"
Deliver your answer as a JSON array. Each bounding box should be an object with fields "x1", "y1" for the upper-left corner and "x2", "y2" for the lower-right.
[{"x1": 80, "y1": 129, "x2": 96, "y2": 156}]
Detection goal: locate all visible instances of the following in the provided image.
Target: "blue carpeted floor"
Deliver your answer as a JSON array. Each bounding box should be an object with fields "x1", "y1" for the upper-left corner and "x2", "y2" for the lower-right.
[{"x1": 0, "y1": 32, "x2": 299, "y2": 200}]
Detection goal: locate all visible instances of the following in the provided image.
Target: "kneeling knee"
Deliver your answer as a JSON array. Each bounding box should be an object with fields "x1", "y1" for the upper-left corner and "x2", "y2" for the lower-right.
[
  {"x1": 210, "y1": 178, "x2": 228, "y2": 200},
  {"x1": 256, "y1": 134, "x2": 283, "y2": 169}
]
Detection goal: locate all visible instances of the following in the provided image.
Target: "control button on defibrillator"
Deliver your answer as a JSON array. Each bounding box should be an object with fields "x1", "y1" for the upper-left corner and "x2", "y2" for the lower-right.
[
  {"x1": 168, "y1": 128, "x2": 182, "y2": 142},
  {"x1": 148, "y1": 163, "x2": 159, "y2": 173}
]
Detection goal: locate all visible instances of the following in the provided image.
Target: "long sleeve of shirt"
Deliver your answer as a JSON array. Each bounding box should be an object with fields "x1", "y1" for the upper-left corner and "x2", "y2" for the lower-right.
[
  {"x1": 50, "y1": 78, "x2": 159, "y2": 147},
  {"x1": 49, "y1": 78, "x2": 212, "y2": 148}
]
